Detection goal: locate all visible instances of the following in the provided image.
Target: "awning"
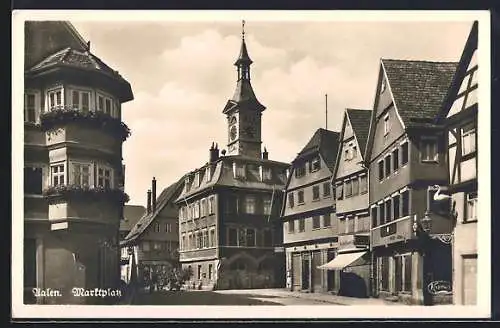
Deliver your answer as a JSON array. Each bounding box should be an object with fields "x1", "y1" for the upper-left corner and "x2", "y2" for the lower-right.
[{"x1": 318, "y1": 251, "x2": 367, "y2": 270}]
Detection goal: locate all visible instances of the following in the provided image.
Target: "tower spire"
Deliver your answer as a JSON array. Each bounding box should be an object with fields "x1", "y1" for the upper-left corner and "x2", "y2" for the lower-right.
[{"x1": 242, "y1": 20, "x2": 245, "y2": 40}]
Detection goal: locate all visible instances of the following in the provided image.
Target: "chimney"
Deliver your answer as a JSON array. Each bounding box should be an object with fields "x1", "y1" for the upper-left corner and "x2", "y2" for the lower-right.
[
  {"x1": 209, "y1": 142, "x2": 220, "y2": 163},
  {"x1": 147, "y1": 189, "x2": 152, "y2": 214},
  {"x1": 262, "y1": 147, "x2": 269, "y2": 160},
  {"x1": 152, "y1": 177, "x2": 157, "y2": 213}
]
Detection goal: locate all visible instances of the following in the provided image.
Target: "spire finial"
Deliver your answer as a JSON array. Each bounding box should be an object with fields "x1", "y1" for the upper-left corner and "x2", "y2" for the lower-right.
[{"x1": 242, "y1": 20, "x2": 246, "y2": 40}]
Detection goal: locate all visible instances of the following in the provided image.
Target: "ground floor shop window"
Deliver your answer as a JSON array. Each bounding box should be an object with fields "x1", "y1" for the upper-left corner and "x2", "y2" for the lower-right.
[
  {"x1": 380, "y1": 256, "x2": 389, "y2": 291},
  {"x1": 394, "y1": 254, "x2": 412, "y2": 293}
]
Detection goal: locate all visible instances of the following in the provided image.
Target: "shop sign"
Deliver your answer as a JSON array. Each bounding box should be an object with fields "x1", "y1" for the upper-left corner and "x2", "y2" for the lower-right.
[{"x1": 427, "y1": 280, "x2": 452, "y2": 295}]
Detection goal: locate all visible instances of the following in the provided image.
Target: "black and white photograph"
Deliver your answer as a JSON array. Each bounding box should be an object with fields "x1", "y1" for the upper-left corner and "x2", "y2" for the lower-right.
[{"x1": 12, "y1": 10, "x2": 490, "y2": 319}]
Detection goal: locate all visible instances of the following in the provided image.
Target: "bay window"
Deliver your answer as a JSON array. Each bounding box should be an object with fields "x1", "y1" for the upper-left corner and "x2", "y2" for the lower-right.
[
  {"x1": 71, "y1": 89, "x2": 90, "y2": 113},
  {"x1": 421, "y1": 137, "x2": 438, "y2": 162},
  {"x1": 47, "y1": 88, "x2": 63, "y2": 110},
  {"x1": 97, "y1": 93, "x2": 115, "y2": 116},
  {"x1": 97, "y1": 165, "x2": 113, "y2": 188},
  {"x1": 72, "y1": 163, "x2": 91, "y2": 186}
]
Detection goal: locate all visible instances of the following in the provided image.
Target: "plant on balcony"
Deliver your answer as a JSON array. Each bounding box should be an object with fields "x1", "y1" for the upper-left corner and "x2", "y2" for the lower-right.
[
  {"x1": 42, "y1": 184, "x2": 130, "y2": 204},
  {"x1": 40, "y1": 106, "x2": 131, "y2": 141}
]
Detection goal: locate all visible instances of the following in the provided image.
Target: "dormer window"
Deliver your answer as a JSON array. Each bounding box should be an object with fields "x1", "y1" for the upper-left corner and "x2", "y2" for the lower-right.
[
  {"x1": 260, "y1": 166, "x2": 272, "y2": 181},
  {"x1": 205, "y1": 166, "x2": 212, "y2": 182},
  {"x1": 233, "y1": 162, "x2": 246, "y2": 179},
  {"x1": 311, "y1": 157, "x2": 321, "y2": 172},
  {"x1": 185, "y1": 176, "x2": 192, "y2": 192},
  {"x1": 194, "y1": 172, "x2": 200, "y2": 187},
  {"x1": 295, "y1": 164, "x2": 306, "y2": 178}
]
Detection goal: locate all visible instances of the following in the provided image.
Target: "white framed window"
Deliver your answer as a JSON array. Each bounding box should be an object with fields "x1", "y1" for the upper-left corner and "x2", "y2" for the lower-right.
[
  {"x1": 260, "y1": 166, "x2": 272, "y2": 181},
  {"x1": 383, "y1": 114, "x2": 390, "y2": 136},
  {"x1": 208, "y1": 195, "x2": 215, "y2": 215},
  {"x1": 205, "y1": 166, "x2": 212, "y2": 182},
  {"x1": 421, "y1": 137, "x2": 438, "y2": 162},
  {"x1": 245, "y1": 195, "x2": 256, "y2": 214},
  {"x1": 263, "y1": 195, "x2": 272, "y2": 215},
  {"x1": 209, "y1": 228, "x2": 216, "y2": 247},
  {"x1": 71, "y1": 162, "x2": 91, "y2": 186},
  {"x1": 24, "y1": 91, "x2": 41, "y2": 123},
  {"x1": 466, "y1": 192, "x2": 478, "y2": 222},
  {"x1": 50, "y1": 163, "x2": 65, "y2": 186},
  {"x1": 461, "y1": 124, "x2": 476, "y2": 156},
  {"x1": 47, "y1": 87, "x2": 63, "y2": 111},
  {"x1": 194, "y1": 201, "x2": 200, "y2": 218},
  {"x1": 97, "y1": 165, "x2": 113, "y2": 188},
  {"x1": 97, "y1": 92, "x2": 115, "y2": 116},
  {"x1": 200, "y1": 198, "x2": 207, "y2": 217},
  {"x1": 70, "y1": 89, "x2": 91, "y2": 113},
  {"x1": 194, "y1": 172, "x2": 200, "y2": 188},
  {"x1": 233, "y1": 162, "x2": 246, "y2": 178}
]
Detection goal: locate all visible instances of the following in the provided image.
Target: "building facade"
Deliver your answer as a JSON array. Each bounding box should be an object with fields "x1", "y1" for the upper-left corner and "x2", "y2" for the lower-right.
[
  {"x1": 23, "y1": 21, "x2": 133, "y2": 304},
  {"x1": 120, "y1": 205, "x2": 146, "y2": 240},
  {"x1": 282, "y1": 128, "x2": 340, "y2": 293},
  {"x1": 435, "y1": 22, "x2": 478, "y2": 305},
  {"x1": 365, "y1": 59, "x2": 457, "y2": 304},
  {"x1": 328, "y1": 109, "x2": 372, "y2": 298},
  {"x1": 174, "y1": 28, "x2": 289, "y2": 291},
  {"x1": 120, "y1": 177, "x2": 182, "y2": 285}
]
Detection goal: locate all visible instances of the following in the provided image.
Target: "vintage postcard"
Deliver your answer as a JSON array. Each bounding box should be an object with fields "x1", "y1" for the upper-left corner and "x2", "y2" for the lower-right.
[{"x1": 12, "y1": 10, "x2": 491, "y2": 319}]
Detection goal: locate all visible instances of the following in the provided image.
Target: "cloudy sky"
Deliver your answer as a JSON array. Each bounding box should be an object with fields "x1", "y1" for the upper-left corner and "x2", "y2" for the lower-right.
[{"x1": 71, "y1": 17, "x2": 473, "y2": 206}]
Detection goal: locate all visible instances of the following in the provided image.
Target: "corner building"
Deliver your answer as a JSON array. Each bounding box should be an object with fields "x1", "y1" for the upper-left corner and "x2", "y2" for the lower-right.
[
  {"x1": 23, "y1": 21, "x2": 133, "y2": 304},
  {"x1": 174, "y1": 27, "x2": 289, "y2": 290}
]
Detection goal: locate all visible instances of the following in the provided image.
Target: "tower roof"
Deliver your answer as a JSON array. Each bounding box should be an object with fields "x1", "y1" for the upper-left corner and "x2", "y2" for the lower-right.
[{"x1": 234, "y1": 39, "x2": 253, "y2": 66}]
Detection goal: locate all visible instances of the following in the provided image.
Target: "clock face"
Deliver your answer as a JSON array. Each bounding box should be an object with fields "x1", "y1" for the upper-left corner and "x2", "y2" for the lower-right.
[{"x1": 230, "y1": 126, "x2": 237, "y2": 141}]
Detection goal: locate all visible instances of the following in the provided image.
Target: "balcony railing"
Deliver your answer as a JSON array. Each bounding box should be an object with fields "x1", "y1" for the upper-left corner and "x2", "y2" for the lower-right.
[{"x1": 371, "y1": 215, "x2": 415, "y2": 248}]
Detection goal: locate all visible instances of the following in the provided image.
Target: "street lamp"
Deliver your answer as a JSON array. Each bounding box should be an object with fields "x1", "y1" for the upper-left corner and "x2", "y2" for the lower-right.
[{"x1": 421, "y1": 212, "x2": 432, "y2": 233}]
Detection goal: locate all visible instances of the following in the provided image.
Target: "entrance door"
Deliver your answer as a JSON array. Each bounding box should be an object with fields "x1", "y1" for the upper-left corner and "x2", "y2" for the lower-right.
[
  {"x1": 462, "y1": 255, "x2": 477, "y2": 305},
  {"x1": 327, "y1": 250, "x2": 335, "y2": 291},
  {"x1": 302, "y1": 258, "x2": 310, "y2": 290}
]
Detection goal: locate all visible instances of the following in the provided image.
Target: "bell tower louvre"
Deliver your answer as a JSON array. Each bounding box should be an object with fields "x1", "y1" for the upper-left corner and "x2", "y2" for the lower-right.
[{"x1": 223, "y1": 20, "x2": 265, "y2": 158}]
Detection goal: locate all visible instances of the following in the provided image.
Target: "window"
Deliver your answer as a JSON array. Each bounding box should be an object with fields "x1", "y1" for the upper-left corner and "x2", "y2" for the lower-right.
[
  {"x1": 165, "y1": 223, "x2": 172, "y2": 233},
  {"x1": 263, "y1": 196, "x2": 272, "y2": 215},
  {"x1": 360, "y1": 174, "x2": 368, "y2": 194},
  {"x1": 154, "y1": 223, "x2": 160, "y2": 233},
  {"x1": 312, "y1": 216, "x2": 320, "y2": 229},
  {"x1": 203, "y1": 230, "x2": 209, "y2": 248},
  {"x1": 194, "y1": 201, "x2": 200, "y2": 218},
  {"x1": 208, "y1": 264, "x2": 213, "y2": 280},
  {"x1": 181, "y1": 234, "x2": 186, "y2": 250},
  {"x1": 462, "y1": 124, "x2": 476, "y2": 156},
  {"x1": 295, "y1": 164, "x2": 306, "y2": 178},
  {"x1": 200, "y1": 198, "x2": 207, "y2": 217},
  {"x1": 188, "y1": 234, "x2": 193, "y2": 250},
  {"x1": 311, "y1": 157, "x2": 321, "y2": 172},
  {"x1": 198, "y1": 265, "x2": 202, "y2": 280},
  {"x1": 208, "y1": 196, "x2": 215, "y2": 214},
  {"x1": 196, "y1": 231, "x2": 202, "y2": 249},
  {"x1": 395, "y1": 256, "x2": 403, "y2": 292},
  {"x1": 466, "y1": 192, "x2": 478, "y2": 222},
  {"x1": 371, "y1": 207, "x2": 378, "y2": 228},
  {"x1": 142, "y1": 241, "x2": 150, "y2": 252},
  {"x1": 421, "y1": 138, "x2": 438, "y2": 162},
  {"x1": 245, "y1": 195, "x2": 256, "y2": 214},
  {"x1": 298, "y1": 218, "x2": 305, "y2": 232},
  {"x1": 393, "y1": 148, "x2": 400, "y2": 171},
  {"x1": 205, "y1": 166, "x2": 212, "y2": 182},
  {"x1": 401, "y1": 190, "x2": 410, "y2": 217},
  {"x1": 403, "y1": 255, "x2": 412, "y2": 292},
  {"x1": 345, "y1": 180, "x2": 352, "y2": 197},
  {"x1": 312, "y1": 185, "x2": 320, "y2": 200},
  {"x1": 385, "y1": 155, "x2": 391, "y2": 177},
  {"x1": 385, "y1": 199, "x2": 392, "y2": 223},
  {"x1": 261, "y1": 166, "x2": 272, "y2": 181},
  {"x1": 194, "y1": 172, "x2": 200, "y2": 188},
  {"x1": 72, "y1": 163, "x2": 91, "y2": 186},
  {"x1": 97, "y1": 166, "x2": 112, "y2": 188},
  {"x1": 381, "y1": 256, "x2": 389, "y2": 291},
  {"x1": 246, "y1": 229, "x2": 256, "y2": 247},
  {"x1": 288, "y1": 192, "x2": 295, "y2": 208},
  {"x1": 323, "y1": 213, "x2": 331, "y2": 227},
  {"x1": 393, "y1": 194, "x2": 400, "y2": 220},
  {"x1": 323, "y1": 182, "x2": 331, "y2": 197},
  {"x1": 297, "y1": 190, "x2": 305, "y2": 204},
  {"x1": 47, "y1": 88, "x2": 62, "y2": 110},
  {"x1": 383, "y1": 114, "x2": 390, "y2": 135},
  {"x1": 233, "y1": 162, "x2": 246, "y2": 179},
  {"x1": 352, "y1": 177, "x2": 359, "y2": 196},
  {"x1": 153, "y1": 241, "x2": 161, "y2": 250},
  {"x1": 24, "y1": 92, "x2": 40, "y2": 123},
  {"x1": 71, "y1": 90, "x2": 90, "y2": 113},
  {"x1": 209, "y1": 229, "x2": 215, "y2": 247},
  {"x1": 401, "y1": 142, "x2": 409, "y2": 166},
  {"x1": 288, "y1": 220, "x2": 295, "y2": 233},
  {"x1": 347, "y1": 216, "x2": 354, "y2": 233},
  {"x1": 51, "y1": 164, "x2": 65, "y2": 186},
  {"x1": 228, "y1": 228, "x2": 238, "y2": 246},
  {"x1": 378, "y1": 161, "x2": 384, "y2": 181},
  {"x1": 336, "y1": 182, "x2": 343, "y2": 200},
  {"x1": 263, "y1": 229, "x2": 273, "y2": 246},
  {"x1": 379, "y1": 203, "x2": 385, "y2": 225},
  {"x1": 97, "y1": 93, "x2": 114, "y2": 116},
  {"x1": 24, "y1": 167, "x2": 43, "y2": 194},
  {"x1": 352, "y1": 145, "x2": 358, "y2": 159}
]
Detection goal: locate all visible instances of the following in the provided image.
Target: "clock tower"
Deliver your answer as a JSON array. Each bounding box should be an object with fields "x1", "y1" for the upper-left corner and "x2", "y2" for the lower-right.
[{"x1": 222, "y1": 21, "x2": 265, "y2": 158}]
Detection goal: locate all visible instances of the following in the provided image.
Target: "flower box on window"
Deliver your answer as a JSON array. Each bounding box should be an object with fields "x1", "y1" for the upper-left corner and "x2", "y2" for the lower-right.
[
  {"x1": 40, "y1": 106, "x2": 131, "y2": 141},
  {"x1": 42, "y1": 184, "x2": 130, "y2": 204}
]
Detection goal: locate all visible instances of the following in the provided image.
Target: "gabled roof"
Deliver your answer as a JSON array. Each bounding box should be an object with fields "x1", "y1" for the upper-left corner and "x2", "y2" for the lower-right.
[
  {"x1": 346, "y1": 108, "x2": 372, "y2": 155},
  {"x1": 121, "y1": 178, "x2": 183, "y2": 246},
  {"x1": 436, "y1": 21, "x2": 478, "y2": 122},
  {"x1": 295, "y1": 128, "x2": 340, "y2": 171},
  {"x1": 382, "y1": 59, "x2": 458, "y2": 128},
  {"x1": 120, "y1": 205, "x2": 146, "y2": 233}
]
